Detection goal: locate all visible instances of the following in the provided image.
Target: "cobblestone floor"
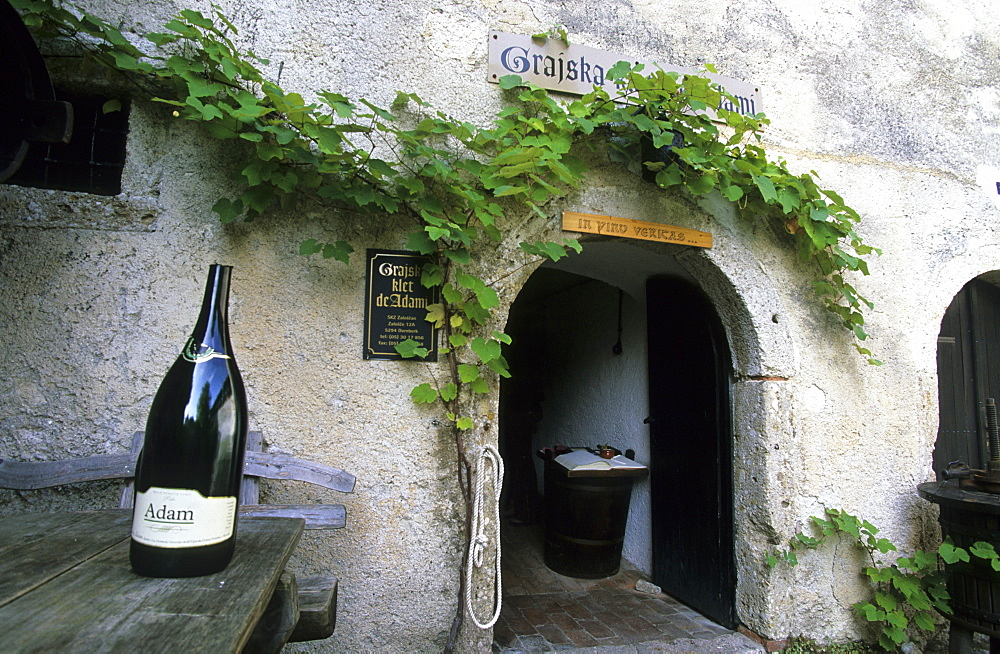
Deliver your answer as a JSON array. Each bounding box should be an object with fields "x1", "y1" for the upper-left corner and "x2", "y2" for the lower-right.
[{"x1": 493, "y1": 521, "x2": 763, "y2": 652}]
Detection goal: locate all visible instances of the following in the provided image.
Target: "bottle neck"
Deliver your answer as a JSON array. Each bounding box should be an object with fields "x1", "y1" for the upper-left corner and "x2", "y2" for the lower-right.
[{"x1": 184, "y1": 265, "x2": 233, "y2": 362}]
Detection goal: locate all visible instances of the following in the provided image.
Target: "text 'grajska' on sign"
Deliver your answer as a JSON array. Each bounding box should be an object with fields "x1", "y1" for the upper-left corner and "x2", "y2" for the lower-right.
[{"x1": 487, "y1": 31, "x2": 762, "y2": 117}]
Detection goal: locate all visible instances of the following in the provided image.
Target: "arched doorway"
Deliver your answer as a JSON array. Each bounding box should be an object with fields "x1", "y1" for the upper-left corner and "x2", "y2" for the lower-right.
[
  {"x1": 498, "y1": 244, "x2": 739, "y2": 640},
  {"x1": 936, "y1": 277, "x2": 1000, "y2": 476}
]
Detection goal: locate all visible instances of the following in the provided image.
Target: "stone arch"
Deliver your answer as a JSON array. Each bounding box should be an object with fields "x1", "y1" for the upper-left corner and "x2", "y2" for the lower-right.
[
  {"x1": 926, "y1": 248, "x2": 1000, "y2": 466},
  {"x1": 496, "y1": 215, "x2": 795, "y2": 633},
  {"x1": 931, "y1": 247, "x2": 1000, "y2": 480}
]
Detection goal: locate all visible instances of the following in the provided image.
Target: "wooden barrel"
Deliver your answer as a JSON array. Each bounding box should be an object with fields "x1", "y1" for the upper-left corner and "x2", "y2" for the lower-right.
[
  {"x1": 938, "y1": 503, "x2": 1000, "y2": 637},
  {"x1": 542, "y1": 460, "x2": 641, "y2": 579},
  {"x1": 918, "y1": 481, "x2": 1000, "y2": 638}
]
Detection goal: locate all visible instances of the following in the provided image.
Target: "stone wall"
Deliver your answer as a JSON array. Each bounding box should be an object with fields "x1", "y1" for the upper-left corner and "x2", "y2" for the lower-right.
[{"x1": 1, "y1": 0, "x2": 999, "y2": 650}]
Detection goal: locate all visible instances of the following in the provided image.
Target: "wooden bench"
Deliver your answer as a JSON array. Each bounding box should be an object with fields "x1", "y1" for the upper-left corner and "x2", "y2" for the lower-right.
[{"x1": 0, "y1": 431, "x2": 354, "y2": 649}]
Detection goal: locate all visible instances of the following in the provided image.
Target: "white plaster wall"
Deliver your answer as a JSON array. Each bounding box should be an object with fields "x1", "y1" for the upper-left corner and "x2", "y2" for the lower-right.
[{"x1": 0, "y1": 0, "x2": 998, "y2": 650}]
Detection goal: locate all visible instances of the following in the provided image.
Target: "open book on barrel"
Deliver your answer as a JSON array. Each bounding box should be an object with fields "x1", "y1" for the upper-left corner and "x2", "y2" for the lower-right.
[{"x1": 554, "y1": 449, "x2": 646, "y2": 471}]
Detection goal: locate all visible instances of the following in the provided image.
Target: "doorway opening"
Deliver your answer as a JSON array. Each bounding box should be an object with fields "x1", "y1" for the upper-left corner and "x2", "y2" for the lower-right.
[
  {"x1": 935, "y1": 276, "x2": 1000, "y2": 477},
  {"x1": 496, "y1": 253, "x2": 739, "y2": 649}
]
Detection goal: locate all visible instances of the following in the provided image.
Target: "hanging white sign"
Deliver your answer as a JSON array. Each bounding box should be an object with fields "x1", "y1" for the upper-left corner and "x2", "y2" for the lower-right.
[{"x1": 487, "y1": 31, "x2": 762, "y2": 116}]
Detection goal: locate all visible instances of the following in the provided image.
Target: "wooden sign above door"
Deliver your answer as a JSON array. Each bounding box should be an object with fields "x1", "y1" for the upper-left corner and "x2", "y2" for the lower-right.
[{"x1": 562, "y1": 211, "x2": 712, "y2": 248}]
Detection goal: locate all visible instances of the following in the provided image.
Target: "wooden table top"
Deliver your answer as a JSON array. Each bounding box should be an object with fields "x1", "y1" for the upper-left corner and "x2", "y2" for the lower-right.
[
  {"x1": 0, "y1": 509, "x2": 303, "y2": 653},
  {"x1": 542, "y1": 454, "x2": 650, "y2": 479}
]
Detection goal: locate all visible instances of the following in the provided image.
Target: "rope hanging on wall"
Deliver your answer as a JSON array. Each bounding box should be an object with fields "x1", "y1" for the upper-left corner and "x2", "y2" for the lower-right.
[{"x1": 464, "y1": 444, "x2": 505, "y2": 630}]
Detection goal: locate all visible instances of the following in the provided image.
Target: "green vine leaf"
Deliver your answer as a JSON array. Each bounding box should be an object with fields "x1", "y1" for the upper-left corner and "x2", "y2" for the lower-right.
[
  {"x1": 913, "y1": 611, "x2": 936, "y2": 631},
  {"x1": 939, "y1": 541, "x2": 970, "y2": 564},
  {"x1": 299, "y1": 238, "x2": 322, "y2": 256},
  {"x1": 410, "y1": 383, "x2": 438, "y2": 404},
  {"x1": 857, "y1": 603, "x2": 886, "y2": 623},
  {"x1": 969, "y1": 541, "x2": 998, "y2": 561},
  {"x1": 520, "y1": 240, "x2": 579, "y2": 262},
  {"x1": 395, "y1": 339, "x2": 429, "y2": 359},
  {"x1": 322, "y1": 241, "x2": 354, "y2": 264},
  {"x1": 886, "y1": 610, "x2": 908, "y2": 630},
  {"x1": 458, "y1": 364, "x2": 480, "y2": 384},
  {"x1": 875, "y1": 591, "x2": 897, "y2": 612},
  {"x1": 425, "y1": 304, "x2": 446, "y2": 328},
  {"x1": 213, "y1": 197, "x2": 244, "y2": 224},
  {"x1": 498, "y1": 74, "x2": 524, "y2": 90},
  {"x1": 470, "y1": 337, "x2": 501, "y2": 363},
  {"x1": 772, "y1": 509, "x2": 979, "y2": 650},
  {"x1": 440, "y1": 383, "x2": 458, "y2": 402}
]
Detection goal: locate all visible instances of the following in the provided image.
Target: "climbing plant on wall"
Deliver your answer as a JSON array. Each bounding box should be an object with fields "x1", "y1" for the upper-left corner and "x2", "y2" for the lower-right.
[
  {"x1": 769, "y1": 508, "x2": 1000, "y2": 651},
  {"x1": 13, "y1": 0, "x2": 882, "y2": 385},
  {"x1": 13, "y1": 0, "x2": 882, "y2": 645}
]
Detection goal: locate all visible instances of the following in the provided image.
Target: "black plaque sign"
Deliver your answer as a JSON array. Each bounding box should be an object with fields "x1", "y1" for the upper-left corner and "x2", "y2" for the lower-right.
[{"x1": 363, "y1": 249, "x2": 438, "y2": 361}]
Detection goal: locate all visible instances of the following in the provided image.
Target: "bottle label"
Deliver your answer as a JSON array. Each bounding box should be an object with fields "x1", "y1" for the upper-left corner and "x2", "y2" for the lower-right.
[
  {"x1": 182, "y1": 338, "x2": 231, "y2": 363},
  {"x1": 132, "y1": 487, "x2": 237, "y2": 548}
]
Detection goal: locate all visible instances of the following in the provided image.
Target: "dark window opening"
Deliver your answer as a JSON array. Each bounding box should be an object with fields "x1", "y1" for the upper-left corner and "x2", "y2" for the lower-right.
[{"x1": 6, "y1": 91, "x2": 129, "y2": 196}]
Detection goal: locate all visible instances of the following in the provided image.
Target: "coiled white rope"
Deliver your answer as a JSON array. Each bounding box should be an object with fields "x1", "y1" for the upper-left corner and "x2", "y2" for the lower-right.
[{"x1": 464, "y1": 444, "x2": 505, "y2": 630}]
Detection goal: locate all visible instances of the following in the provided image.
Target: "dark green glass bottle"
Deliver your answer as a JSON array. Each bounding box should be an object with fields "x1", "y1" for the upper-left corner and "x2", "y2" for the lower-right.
[{"x1": 130, "y1": 264, "x2": 248, "y2": 577}]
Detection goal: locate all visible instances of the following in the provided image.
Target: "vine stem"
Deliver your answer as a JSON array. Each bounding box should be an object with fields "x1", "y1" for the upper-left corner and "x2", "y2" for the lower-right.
[
  {"x1": 438, "y1": 252, "x2": 476, "y2": 653},
  {"x1": 444, "y1": 423, "x2": 474, "y2": 653}
]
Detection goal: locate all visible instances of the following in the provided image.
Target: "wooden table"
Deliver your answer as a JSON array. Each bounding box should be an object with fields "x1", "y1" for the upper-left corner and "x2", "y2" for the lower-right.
[{"x1": 0, "y1": 509, "x2": 304, "y2": 653}]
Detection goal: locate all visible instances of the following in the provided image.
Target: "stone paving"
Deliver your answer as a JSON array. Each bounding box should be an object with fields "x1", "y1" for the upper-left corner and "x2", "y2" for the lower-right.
[{"x1": 493, "y1": 521, "x2": 764, "y2": 653}]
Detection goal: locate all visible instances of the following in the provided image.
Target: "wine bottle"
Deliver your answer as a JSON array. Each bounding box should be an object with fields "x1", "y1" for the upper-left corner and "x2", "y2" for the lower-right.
[{"x1": 130, "y1": 264, "x2": 248, "y2": 578}]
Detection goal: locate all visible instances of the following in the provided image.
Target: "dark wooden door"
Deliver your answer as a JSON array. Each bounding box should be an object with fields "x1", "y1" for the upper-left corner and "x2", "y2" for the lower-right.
[
  {"x1": 645, "y1": 277, "x2": 736, "y2": 628},
  {"x1": 936, "y1": 279, "x2": 1000, "y2": 476}
]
